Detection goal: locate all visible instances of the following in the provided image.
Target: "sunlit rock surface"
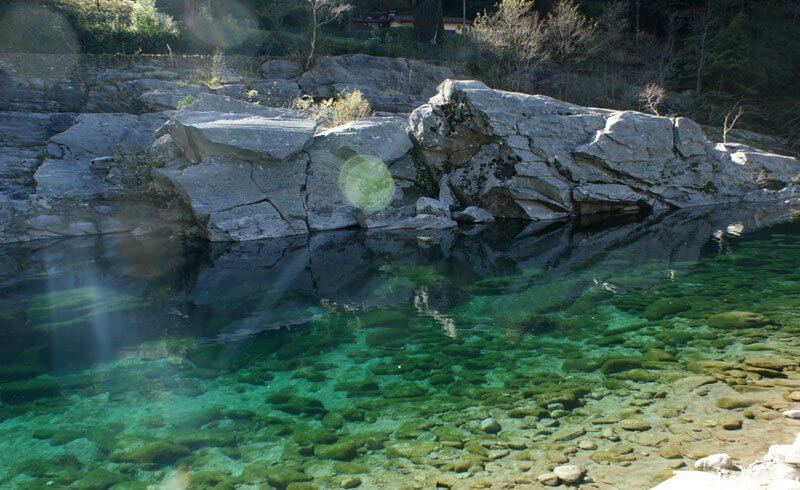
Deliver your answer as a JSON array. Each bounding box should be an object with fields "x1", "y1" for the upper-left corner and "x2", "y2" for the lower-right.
[{"x1": 411, "y1": 80, "x2": 800, "y2": 220}]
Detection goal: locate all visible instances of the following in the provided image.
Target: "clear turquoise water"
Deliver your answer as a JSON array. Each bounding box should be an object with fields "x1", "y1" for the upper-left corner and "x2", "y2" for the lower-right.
[{"x1": 1, "y1": 204, "x2": 800, "y2": 489}]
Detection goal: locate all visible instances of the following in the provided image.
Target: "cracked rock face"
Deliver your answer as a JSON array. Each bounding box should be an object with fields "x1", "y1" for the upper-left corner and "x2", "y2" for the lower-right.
[
  {"x1": 410, "y1": 80, "x2": 800, "y2": 221},
  {"x1": 157, "y1": 102, "x2": 421, "y2": 241},
  {"x1": 161, "y1": 94, "x2": 317, "y2": 164}
]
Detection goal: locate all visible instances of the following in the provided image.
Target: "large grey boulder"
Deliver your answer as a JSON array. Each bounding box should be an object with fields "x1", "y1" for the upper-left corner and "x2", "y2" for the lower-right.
[
  {"x1": 410, "y1": 79, "x2": 800, "y2": 221},
  {"x1": 260, "y1": 59, "x2": 303, "y2": 79},
  {"x1": 0, "y1": 112, "x2": 76, "y2": 148},
  {"x1": 297, "y1": 55, "x2": 454, "y2": 112},
  {"x1": 157, "y1": 159, "x2": 308, "y2": 241},
  {"x1": 212, "y1": 80, "x2": 301, "y2": 108},
  {"x1": 161, "y1": 94, "x2": 316, "y2": 163},
  {"x1": 138, "y1": 84, "x2": 209, "y2": 111},
  {"x1": 305, "y1": 115, "x2": 420, "y2": 231},
  {"x1": 156, "y1": 99, "x2": 420, "y2": 240},
  {"x1": 46, "y1": 112, "x2": 167, "y2": 160},
  {"x1": 0, "y1": 110, "x2": 195, "y2": 242}
]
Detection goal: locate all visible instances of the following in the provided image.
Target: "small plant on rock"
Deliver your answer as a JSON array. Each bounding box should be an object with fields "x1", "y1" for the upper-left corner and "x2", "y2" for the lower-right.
[
  {"x1": 113, "y1": 147, "x2": 166, "y2": 200},
  {"x1": 639, "y1": 83, "x2": 667, "y2": 116},
  {"x1": 176, "y1": 95, "x2": 198, "y2": 110},
  {"x1": 293, "y1": 90, "x2": 372, "y2": 128}
]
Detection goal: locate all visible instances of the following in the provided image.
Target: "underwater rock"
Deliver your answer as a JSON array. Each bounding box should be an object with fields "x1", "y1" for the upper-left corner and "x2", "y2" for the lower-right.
[
  {"x1": 716, "y1": 394, "x2": 768, "y2": 410},
  {"x1": 172, "y1": 429, "x2": 238, "y2": 449},
  {"x1": 643, "y1": 298, "x2": 691, "y2": 320},
  {"x1": 537, "y1": 472, "x2": 561, "y2": 486},
  {"x1": 673, "y1": 375, "x2": 717, "y2": 394},
  {"x1": 784, "y1": 410, "x2": 800, "y2": 420},
  {"x1": 553, "y1": 464, "x2": 586, "y2": 484},
  {"x1": 0, "y1": 365, "x2": 44, "y2": 383},
  {"x1": 15, "y1": 454, "x2": 83, "y2": 481},
  {"x1": 72, "y1": 468, "x2": 128, "y2": 490},
  {"x1": 620, "y1": 419, "x2": 652, "y2": 431},
  {"x1": 314, "y1": 440, "x2": 360, "y2": 461},
  {"x1": 552, "y1": 426, "x2": 586, "y2": 442},
  {"x1": 385, "y1": 441, "x2": 437, "y2": 462},
  {"x1": 291, "y1": 426, "x2": 339, "y2": 446},
  {"x1": 718, "y1": 416, "x2": 743, "y2": 430},
  {"x1": 340, "y1": 476, "x2": 362, "y2": 488},
  {"x1": 600, "y1": 357, "x2": 645, "y2": 375},
  {"x1": 745, "y1": 357, "x2": 797, "y2": 371},
  {"x1": 111, "y1": 440, "x2": 191, "y2": 465},
  {"x1": 0, "y1": 377, "x2": 60, "y2": 403},
  {"x1": 480, "y1": 417, "x2": 502, "y2": 434},
  {"x1": 707, "y1": 311, "x2": 771, "y2": 329},
  {"x1": 266, "y1": 392, "x2": 327, "y2": 417}
]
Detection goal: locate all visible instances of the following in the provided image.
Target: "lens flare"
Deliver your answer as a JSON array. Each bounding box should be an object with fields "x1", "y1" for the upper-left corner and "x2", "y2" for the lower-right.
[
  {"x1": 0, "y1": 5, "x2": 79, "y2": 76},
  {"x1": 338, "y1": 154, "x2": 395, "y2": 212},
  {"x1": 184, "y1": 0, "x2": 259, "y2": 52}
]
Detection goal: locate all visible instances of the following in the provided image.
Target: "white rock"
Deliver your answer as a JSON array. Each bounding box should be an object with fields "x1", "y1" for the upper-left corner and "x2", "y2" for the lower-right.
[
  {"x1": 553, "y1": 464, "x2": 585, "y2": 484},
  {"x1": 536, "y1": 473, "x2": 560, "y2": 486},
  {"x1": 695, "y1": 453, "x2": 737, "y2": 471},
  {"x1": 770, "y1": 479, "x2": 800, "y2": 490},
  {"x1": 766, "y1": 445, "x2": 800, "y2": 465},
  {"x1": 784, "y1": 410, "x2": 800, "y2": 420},
  {"x1": 770, "y1": 463, "x2": 800, "y2": 481},
  {"x1": 651, "y1": 471, "x2": 736, "y2": 490}
]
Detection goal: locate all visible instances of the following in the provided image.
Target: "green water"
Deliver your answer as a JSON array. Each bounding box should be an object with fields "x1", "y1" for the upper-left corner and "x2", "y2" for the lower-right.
[{"x1": 2, "y1": 204, "x2": 800, "y2": 489}]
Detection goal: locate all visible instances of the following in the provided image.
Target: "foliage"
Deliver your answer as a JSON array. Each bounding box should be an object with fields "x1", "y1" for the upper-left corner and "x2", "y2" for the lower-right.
[
  {"x1": 54, "y1": 0, "x2": 179, "y2": 54},
  {"x1": 471, "y1": 0, "x2": 593, "y2": 88},
  {"x1": 113, "y1": 146, "x2": 166, "y2": 199},
  {"x1": 293, "y1": 90, "x2": 372, "y2": 128},
  {"x1": 471, "y1": 0, "x2": 549, "y2": 85},
  {"x1": 544, "y1": 0, "x2": 593, "y2": 62},
  {"x1": 176, "y1": 95, "x2": 198, "y2": 110},
  {"x1": 414, "y1": 0, "x2": 445, "y2": 44}
]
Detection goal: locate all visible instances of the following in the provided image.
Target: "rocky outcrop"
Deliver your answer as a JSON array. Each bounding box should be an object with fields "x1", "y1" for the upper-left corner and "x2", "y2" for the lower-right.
[
  {"x1": 154, "y1": 94, "x2": 427, "y2": 241},
  {"x1": 158, "y1": 94, "x2": 317, "y2": 164},
  {"x1": 2, "y1": 70, "x2": 799, "y2": 244},
  {"x1": 0, "y1": 109, "x2": 194, "y2": 242},
  {"x1": 410, "y1": 80, "x2": 800, "y2": 221},
  {"x1": 297, "y1": 54, "x2": 455, "y2": 113}
]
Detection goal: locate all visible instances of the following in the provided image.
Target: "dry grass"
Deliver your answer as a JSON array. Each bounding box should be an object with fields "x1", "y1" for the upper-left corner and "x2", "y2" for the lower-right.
[{"x1": 293, "y1": 90, "x2": 372, "y2": 128}]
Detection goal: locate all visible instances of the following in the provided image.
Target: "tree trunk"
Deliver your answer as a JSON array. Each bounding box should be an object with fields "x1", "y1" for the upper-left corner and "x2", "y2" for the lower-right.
[{"x1": 306, "y1": 9, "x2": 318, "y2": 71}]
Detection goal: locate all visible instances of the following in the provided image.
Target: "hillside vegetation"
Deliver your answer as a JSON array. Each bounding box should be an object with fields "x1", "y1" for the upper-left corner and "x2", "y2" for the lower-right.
[{"x1": 0, "y1": 0, "x2": 798, "y2": 149}]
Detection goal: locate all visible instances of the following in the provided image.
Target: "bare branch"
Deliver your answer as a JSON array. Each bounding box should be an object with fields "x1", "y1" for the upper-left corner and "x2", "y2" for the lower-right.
[{"x1": 639, "y1": 83, "x2": 667, "y2": 116}]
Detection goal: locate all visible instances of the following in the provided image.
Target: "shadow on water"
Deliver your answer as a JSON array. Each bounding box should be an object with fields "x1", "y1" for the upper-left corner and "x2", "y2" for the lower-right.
[{"x1": 0, "y1": 203, "x2": 796, "y2": 372}]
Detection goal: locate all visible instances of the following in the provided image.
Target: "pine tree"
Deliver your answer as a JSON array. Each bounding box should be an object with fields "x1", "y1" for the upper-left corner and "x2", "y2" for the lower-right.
[
  {"x1": 414, "y1": 0, "x2": 445, "y2": 44},
  {"x1": 704, "y1": 11, "x2": 751, "y2": 94}
]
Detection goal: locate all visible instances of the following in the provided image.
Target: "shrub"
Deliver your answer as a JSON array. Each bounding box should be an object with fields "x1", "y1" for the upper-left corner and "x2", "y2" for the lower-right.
[
  {"x1": 176, "y1": 95, "x2": 198, "y2": 110},
  {"x1": 293, "y1": 90, "x2": 372, "y2": 128},
  {"x1": 113, "y1": 146, "x2": 166, "y2": 199}
]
